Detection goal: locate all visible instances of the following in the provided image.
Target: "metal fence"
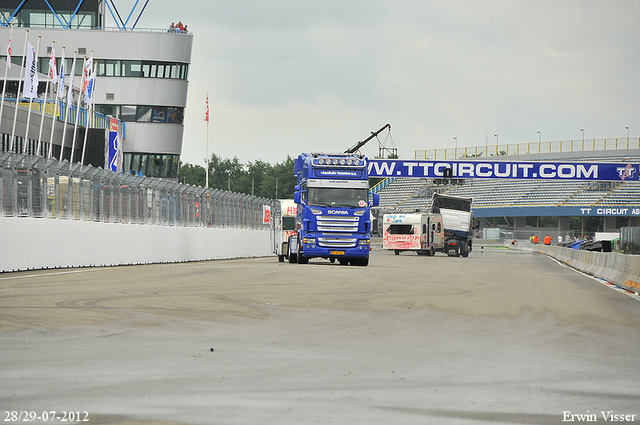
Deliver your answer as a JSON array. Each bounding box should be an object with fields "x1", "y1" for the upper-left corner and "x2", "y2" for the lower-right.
[
  {"x1": 415, "y1": 137, "x2": 640, "y2": 160},
  {"x1": 1, "y1": 152, "x2": 278, "y2": 229}
]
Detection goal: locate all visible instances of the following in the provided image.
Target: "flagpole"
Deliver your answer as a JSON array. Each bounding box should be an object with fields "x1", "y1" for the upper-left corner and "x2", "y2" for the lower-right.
[
  {"x1": 205, "y1": 92, "x2": 209, "y2": 188},
  {"x1": 49, "y1": 46, "x2": 64, "y2": 159},
  {"x1": 0, "y1": 23, "x2": 15, "y2": 136},
  {"x1": 10, "y1": 29, "x2": 29, "y2": 152},
  {"x1": 24, "y1": 36, "x2": 41, "y2": 155},
  {"x1": 71, "y1": 55, "x2": 86, "y2": 163},
  {"x1": 60, "y1": 50, "x2": 76, "y2": 161},
  {"x1": 81, "y1": 62, "x2": 97, "y2": 165},
  {"x1": 37, "y1": 40, "x2": 54, "y2": 157}
]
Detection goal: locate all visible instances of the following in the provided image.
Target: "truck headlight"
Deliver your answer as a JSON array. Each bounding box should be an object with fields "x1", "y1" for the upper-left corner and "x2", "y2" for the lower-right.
[
  {"x1": 303, "y1": 237, "x2": 316, "y2": 244},
  {"x1": 359, "y1": 239, "x2": 370, "y2": 246}
]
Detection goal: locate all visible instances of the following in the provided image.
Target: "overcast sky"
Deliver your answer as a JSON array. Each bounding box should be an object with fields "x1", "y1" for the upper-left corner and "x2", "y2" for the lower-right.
[{"x1": 120, "y1": 0, "x2": 640, "y2": 166}]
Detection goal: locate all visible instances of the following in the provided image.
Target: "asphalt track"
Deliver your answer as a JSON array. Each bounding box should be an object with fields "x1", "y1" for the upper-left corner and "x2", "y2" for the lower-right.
[{"x1": 1, "y1": 246, "x2": 639, "y2": 425}]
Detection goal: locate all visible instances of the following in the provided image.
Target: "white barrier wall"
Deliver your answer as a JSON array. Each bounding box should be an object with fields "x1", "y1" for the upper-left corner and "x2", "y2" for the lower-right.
[
  {"x1": 538, "y1": 245, "x2": 640, "y2": 294},
  {"x1": 0, "y1": 217, "x2": 273, "y2": 273}
]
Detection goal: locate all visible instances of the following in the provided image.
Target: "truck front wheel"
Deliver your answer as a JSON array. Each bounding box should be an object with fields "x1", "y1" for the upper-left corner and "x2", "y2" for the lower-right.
[{"x1": 297, "y1": 244, "x2": 309, "y2": 264}]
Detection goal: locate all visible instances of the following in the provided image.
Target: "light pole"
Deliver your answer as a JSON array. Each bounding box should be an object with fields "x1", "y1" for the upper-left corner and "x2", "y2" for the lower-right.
[
  {"x1": 494, "y1": 134, "x2": 498, "y2": 155},
  {"x1": 626, "y1": 126, "x2": 630, "y2": 148},
  {"x1": 453, "y1": 137, "x2": 457, "y2": 158},
  {"x1": 581, "y1": 128, "x2": 584, "y2": 150},
  {"x1": 537, "y1": 130, "x2": 541, "y2": 142}
]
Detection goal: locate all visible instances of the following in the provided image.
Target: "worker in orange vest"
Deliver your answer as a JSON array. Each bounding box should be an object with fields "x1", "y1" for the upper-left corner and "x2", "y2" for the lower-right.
[
  {"x1": 533, "y1": 235, "x2": 539, "y2": 244},
  {"x1": 544, "y1": 234, "x2": 552, "y2": 245}
]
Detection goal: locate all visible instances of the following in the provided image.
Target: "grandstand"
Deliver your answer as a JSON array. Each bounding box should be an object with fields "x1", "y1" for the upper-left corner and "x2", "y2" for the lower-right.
[{"x1": 374, "y1": 146, "x2": 640, "y2": 238}]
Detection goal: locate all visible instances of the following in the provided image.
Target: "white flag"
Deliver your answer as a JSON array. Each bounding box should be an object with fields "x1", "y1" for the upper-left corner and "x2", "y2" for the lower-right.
[
  {"x1": 57, "y1": 50, "x2": 65, "y2": 99},
  {"x1": 6, "y1": 35, "x2": 11, "y2": 69},
  {"x1": 23, "y1": 42, "x2": 39, "y2": 99},
  {"x1": 67, "y1": 56, "x2": 76, "y2": 105},
  {"x1": 82, "y1": 56, "x2": 93, "y2": 93},
  {"x1": 49, "y1": 47, "x2": 57, "y2": 85}
]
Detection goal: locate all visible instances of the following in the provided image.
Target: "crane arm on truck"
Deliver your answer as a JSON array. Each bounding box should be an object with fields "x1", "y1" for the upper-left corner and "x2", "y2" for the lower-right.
[{"x1": 345, "y1": 123, "x2": 391, "y2": 154}]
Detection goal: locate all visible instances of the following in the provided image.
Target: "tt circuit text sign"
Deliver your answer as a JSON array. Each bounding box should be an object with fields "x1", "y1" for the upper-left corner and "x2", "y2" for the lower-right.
[{"x1": 368, "y1": 160, "x2": 639, "y2": 182}]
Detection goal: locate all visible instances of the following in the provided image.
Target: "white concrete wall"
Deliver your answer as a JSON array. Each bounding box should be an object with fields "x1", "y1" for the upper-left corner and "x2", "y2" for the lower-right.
[
  {"x1": 537, "y1": 244, "x2": 640, "y2": 294},
  {"x1": 0, "y1": 217, "x2": 273, "y2": 273}
]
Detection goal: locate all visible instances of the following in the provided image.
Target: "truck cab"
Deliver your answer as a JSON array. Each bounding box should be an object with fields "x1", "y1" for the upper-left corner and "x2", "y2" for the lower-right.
[{"x1": 289, "y1": 153, "x2": 379, "y2": 266}]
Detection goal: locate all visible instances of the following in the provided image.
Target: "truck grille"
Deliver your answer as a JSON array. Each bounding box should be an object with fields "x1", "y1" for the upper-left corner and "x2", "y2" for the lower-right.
[
  {"x1": 317, "y1": 236, "x2": 357, "y2": 248},
  {"x1": 316, "y1": 216, "x2": 359, "y2": 248},
  {"x1": 317, "y1": 216, "x2": 358, "y2": 233}
]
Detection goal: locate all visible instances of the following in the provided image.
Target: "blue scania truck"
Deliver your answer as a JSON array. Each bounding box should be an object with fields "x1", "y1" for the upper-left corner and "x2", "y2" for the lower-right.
[{"x1": 287, "y1": 152, "x2": 379, "y2": 266}]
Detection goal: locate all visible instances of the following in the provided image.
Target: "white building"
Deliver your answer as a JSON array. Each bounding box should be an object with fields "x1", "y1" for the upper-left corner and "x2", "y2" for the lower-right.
[{"x1": 0, "y1": 0, "x2": 193, "y2": 179}]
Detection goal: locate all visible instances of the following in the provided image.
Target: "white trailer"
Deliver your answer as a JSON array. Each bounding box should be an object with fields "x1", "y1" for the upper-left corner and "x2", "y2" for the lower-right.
[
  {"x1": 382, "y1": 213, "x2": 444, "y2": 256},
  {"x1": 273, "y1": 199, "x2": 298, "y2": 262}
]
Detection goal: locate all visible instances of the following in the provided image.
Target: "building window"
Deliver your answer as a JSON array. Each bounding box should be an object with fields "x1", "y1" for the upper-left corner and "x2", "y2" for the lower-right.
[
  {"x1": 124, "y1": 153, "x2": 179, "y2": 178},
  {"x1": 95, "y1": 105, "x2": 184, "y2": 125},
  {"x1": 136, "y1": 106, "x2": 153, "y2": 122},
  {"x1": 95, "y1": 59, "x2": 188, "y2": 80},
  {"x1": 120, "y1": 105, "x2": 136, "y2": 122},
  {"x1": 122, "y1": 61, "x2": 143, "y2": 77}
]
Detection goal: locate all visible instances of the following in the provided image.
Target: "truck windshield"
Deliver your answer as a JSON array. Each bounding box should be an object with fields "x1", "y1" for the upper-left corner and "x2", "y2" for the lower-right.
[{"x1": 307, "y1": 187, "x2": 368, "y2": 208}]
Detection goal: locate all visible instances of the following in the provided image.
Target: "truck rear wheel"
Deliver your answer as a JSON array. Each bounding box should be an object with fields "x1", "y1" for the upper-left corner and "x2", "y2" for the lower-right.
[{"x1": 394, "y1": 250, "x2": 400, "y2": 255}]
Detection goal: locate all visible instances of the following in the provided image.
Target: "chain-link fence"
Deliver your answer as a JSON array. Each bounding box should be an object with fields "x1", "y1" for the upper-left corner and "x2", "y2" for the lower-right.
[{"x1": 1, "y1": 152, "x2": 278, "y2": 230}]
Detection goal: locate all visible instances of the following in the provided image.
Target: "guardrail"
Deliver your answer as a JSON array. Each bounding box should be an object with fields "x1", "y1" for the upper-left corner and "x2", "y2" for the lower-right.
[{"x1": 1, "y1": 152, "x2": 277, "y2": 230}]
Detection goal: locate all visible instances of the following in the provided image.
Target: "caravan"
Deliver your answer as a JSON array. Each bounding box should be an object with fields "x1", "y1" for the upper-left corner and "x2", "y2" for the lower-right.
[{"x1": 382, "y1": 213, "x2": 444, "y2": 256}]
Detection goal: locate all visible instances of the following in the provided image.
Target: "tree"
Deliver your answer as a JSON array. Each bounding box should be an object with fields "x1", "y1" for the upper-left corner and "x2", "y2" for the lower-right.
[
  {"x1": 178, "y1": 162, "x2": 205, "y2": 186},
  {"x1": 178, "y1": 154, "x2": 296, "y2": 199}
]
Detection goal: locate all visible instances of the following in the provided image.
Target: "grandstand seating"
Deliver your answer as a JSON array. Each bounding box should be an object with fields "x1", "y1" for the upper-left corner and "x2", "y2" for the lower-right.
[{"x1": 375, "y1": 151, "x2": 640, "y2": 213}]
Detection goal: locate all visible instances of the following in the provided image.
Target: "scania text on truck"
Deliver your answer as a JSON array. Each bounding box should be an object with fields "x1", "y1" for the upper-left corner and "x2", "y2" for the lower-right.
[{"x1": 288, "y1": 152, "x2": 379, "y2": 266}]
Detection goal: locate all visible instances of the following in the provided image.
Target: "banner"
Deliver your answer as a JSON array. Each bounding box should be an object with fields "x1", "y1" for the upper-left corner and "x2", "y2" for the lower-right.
[
  {"x1": 23, "y1": 42, "x2": 38, "y2": 99},
  {"x1": 368, "y1": 159, "x2": 640, "y2": 182},
  {"x1": 107, "y1": 118, "x2": 121, "y2": 172},
  {"x1": 263, "y1": 205, "x2": 271, "y2": 224}
]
